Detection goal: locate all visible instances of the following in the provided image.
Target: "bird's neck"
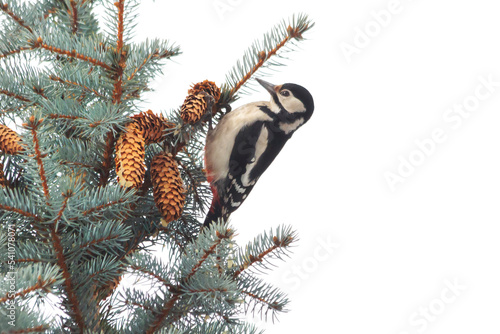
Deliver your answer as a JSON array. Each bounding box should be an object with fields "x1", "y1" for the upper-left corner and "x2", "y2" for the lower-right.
[{"x1": 259, "y1": 105, "x2": 305, "y2": 135}]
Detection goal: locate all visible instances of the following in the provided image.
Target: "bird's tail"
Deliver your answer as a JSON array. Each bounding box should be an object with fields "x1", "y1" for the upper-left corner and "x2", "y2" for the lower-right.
[
  {"x1": 204, "y1": 184, "x2": 221, "y2": 226},
  {"x1": 203, "y1": 203, "x2": 222, "y2": 227},
  {"x1": 203, "y1": 185, "x2": 229, "y2": 227}
]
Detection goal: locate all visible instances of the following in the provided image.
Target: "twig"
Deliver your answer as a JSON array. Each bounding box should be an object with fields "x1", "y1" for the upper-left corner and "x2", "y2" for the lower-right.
[
  {"x1": 0, "y1": 89, "x2": 32, "y2": 103},
  {"x1": 49, "y1": 75, "x2": 105, "y2": 98},
  {"x1": 0, "y1": 204, "x2": 40, "y2": 221},
  {"x1": 144, "y1": 294, "x2": 179, "y2": 334},
  {"x1": 25, "y1": 117, "x2": 50, "y2": 203},
  {"x1": 81, "y1": 198, "x2": 127, "y2": 217},
  {"x1": 0, "y1": 46, "x2": 37, "y2": 59},
  {"x1": 35, "y1": 37, "x2": 112, "y2": 71},
  {"x1": 0, "y1": 276, "x2": 56, "y2": 303},
  {"x1": 233, "y1": 235, "x2": 293, "y2": 278},
  {"x1": 0, "y1": 2, "x2": 33, "y2": 33},
  {"x1": 130, "y1": 265, "x2": 172, "y2": 287},
  {"x1": 112, "y1": 0, "x2": 126, "y2": 104},
  {"x1": 49, "y1": 225, "x2": 85, "y2": 332},
  {"x1": 69, "y1": 0, "x2": 78, "y2": 34}
]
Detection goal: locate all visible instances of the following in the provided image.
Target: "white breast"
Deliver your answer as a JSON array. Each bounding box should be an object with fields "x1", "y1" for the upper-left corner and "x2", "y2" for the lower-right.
[{"x1": 205, "y1": 102, "x2": 273, "y2": 183}]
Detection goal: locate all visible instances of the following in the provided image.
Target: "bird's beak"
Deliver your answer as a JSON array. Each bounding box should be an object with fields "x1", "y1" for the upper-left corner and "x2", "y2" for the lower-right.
[{"x1": 256, "y1": 78, "x2": 277, "y2": 95}]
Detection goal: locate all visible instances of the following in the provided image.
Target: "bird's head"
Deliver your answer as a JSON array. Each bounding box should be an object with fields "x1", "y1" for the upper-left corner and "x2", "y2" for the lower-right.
[{"x1": 256, "y1": 78, "x2": 314, "y2": 125}]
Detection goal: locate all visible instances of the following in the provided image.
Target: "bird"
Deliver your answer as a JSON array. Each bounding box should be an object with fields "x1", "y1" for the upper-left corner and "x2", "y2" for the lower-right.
[{"x1": 203, "y1": 78, "x2": 314, "y2": 227}]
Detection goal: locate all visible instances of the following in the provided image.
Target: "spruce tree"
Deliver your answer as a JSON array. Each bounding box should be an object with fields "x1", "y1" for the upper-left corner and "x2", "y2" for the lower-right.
[{"x1": 0, "y1": 1, "x2": 313, "y2": 332}]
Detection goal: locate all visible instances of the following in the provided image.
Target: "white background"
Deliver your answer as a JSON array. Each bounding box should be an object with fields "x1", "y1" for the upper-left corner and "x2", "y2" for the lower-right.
[{"x1": 120, "y1": 0, "x2": 499, "y2": 333}]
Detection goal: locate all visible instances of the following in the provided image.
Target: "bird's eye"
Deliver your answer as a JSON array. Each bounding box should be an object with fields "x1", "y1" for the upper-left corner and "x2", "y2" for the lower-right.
[{"x1": 280, "y1": 90, "x2": 290, "y2": 97}]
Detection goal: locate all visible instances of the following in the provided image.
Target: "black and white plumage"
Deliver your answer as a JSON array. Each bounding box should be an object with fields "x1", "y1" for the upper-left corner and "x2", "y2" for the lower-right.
[{"x1": 203, "y1": 78, "x2": 314, "y2": 226}]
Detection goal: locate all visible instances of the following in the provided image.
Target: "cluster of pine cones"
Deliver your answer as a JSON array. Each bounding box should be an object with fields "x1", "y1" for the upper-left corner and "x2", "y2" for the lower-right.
[
  {"x1": 0, "y1": 80, "x2": 221, "y2": 226},
  {"x1": 116, "y1": 80, "x2": 220, "y2": 225}
]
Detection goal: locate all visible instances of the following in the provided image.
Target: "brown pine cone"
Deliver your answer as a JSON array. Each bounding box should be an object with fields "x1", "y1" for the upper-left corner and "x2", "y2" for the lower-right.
[
  {"x1": 188, "y1": 80, "x2": 221, "y2": 103},
  {"x1": 131, "y1": 110, "x2": 174, "y2": 145},
  {"x1": 151, "y1": 152, "x2": 186, "y2": 225},
  {"x1": 0, "y1": 163, "x2": 5, "y2": 187},
  {"x1": 115, "y1": 123, "x2": 145, "y2": 188},
  {"x1": 0, "y1": 124, "x2": 22, "y2": 155},
  {"x1": 180, "y1": 93, "x2": 208, "y2": 124}
]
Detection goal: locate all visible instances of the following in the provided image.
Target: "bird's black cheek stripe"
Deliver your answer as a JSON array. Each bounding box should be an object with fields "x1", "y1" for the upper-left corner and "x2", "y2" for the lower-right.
[
  {"x1": 259, "y1": 105, "x2": 277, "y2": 119},
  {"x1": 272, "y1": 94, "x2": 284, "y2": 110}
]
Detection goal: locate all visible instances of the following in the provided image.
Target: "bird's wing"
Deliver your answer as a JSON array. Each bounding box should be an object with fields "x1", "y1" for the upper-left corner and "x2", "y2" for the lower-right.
[{"x1": 219, "y1": 121, "x2": 266, "y2": 213}]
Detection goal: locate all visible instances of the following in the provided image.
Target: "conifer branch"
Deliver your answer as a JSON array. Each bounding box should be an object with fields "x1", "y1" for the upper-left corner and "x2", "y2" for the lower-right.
[
  {"x1": 145, "y1": 229, "x2": 234, "y2": 332},
  {"x1": 33, "y1": 37, "x2": 112, "y2": 71},
  {"x1": 60, "y1": 160, "x2": 94, "y2": 169},
  {"x1": 125, "y1": 300, "x2": 154, "y2": 312},
  {"x1": 241, "y1": 290, "x2": 277, "y2": 310},
  {"x1": 115, "y1": 0, "x2": 125, "y2": 51},
  {"x1": 112, "y1": 0, "x2": 126, "y2": 104},
  {"x1": 0, "y1": 276, "x2": 56, "y2": 303},
  {"x1": 185, "y1": 229, "x2": 232, "y2": 282},
  {"x1": 25, "y1": 117, "x2": 50, "y2": 202},
  {"x1": 233, "y1": 235, "x2": 294, "y2": 278},
  {"x1": 49, "y1": 75, "x2": 105, "y2": 98},
  {"x1": 32, "y1": 86, "x2": 47, "y2": 100},
  {"x1": 0, "y1": 46, "x2": 37, "y2": 59},
  {"x1": 12, "y1": 258, "x2": 44, "y2": 264},
  {"x1": 0, "y1": 2, "x2": 33, "y2": 33},
  {"x1": 6, "y1": 324, "x2": 50, "y2": 333},
  {"x1": 127, "y1": 52, "x2": 154, "y2": 82},
  {"x1": 185, "y1": 241, "x2": 221, "y2": 282},
  {"x1": 0, "y1": 88, "x2": 32, "y2": 103},
  {"x1": 122, "y1": 90, "x2": 140, "y2": 101},
  {"x1": 49, "y1": 225, "x2": 85, "y2": 332},
  {"x1": 87, "y1": 267, "x2": 108, "y2": 283},
  {"x1": 222, "y1": 13, "x2": 313, "y2": 104},
  {"x1": 43, "y1": 6, "x2": 58, "y2": 20},
  {"x1": 228, "y1": 51, "x2": 267, "y2": 99},
  {"x1": 232, "y1": 245, "x2": 279, "y2": 279},
  {"x1": 145, "y1": 294, "x2": 180, "y2": 334},
  {"x1": 126, "y1": 47, "x2": 179, "y2": 82},
  {"x1": 0, "y1": 204, "x2": 40, "y2": 221},
  {"x1": 130, "y1": 265, "x2": 172, "y2": 287},
  {"x1": 79, "y1": 234, "x2": 123, "y2": 256},
  {"x1": 53, "y1": 190, "x2": 72, "y2": 227},
  {"x1": 177, "y1": 159, "x2": 202, "y2": 207},
  {"x1": 69, "y1": 0, "x2": 79, "y2": 34},
  {"x1": 48, "y1": 114, "x2": 81, "y2": 120},
  {"x1": 88, "y1": 120, "x2": 102, "y2": 128},
  {"x1": 81, "y1": 198, "x2": 127, "y2": 217},
  {"x1": 186, "y1": 287, "x2": 228, "y2": 294}
]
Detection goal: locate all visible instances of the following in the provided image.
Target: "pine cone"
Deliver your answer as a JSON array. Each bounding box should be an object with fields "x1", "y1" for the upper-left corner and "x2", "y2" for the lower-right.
[
  {"x1": 131, "y1": 110, "x2": 174, "y2": 144},
  {"x1": 0, "y1": 163, "x2": 5, "y2": 187},
  {"x1": 115, "y1": 123, "x2": 145, "y2": 188},
  {"x1": 0, "y1": 124, "x2": 22, "y2": 155},
  {"x1": 188, "y1": 80, "x2": 221, "y2": 103},
  {"x1": 180, "y1": 93, "x2": 208, "y2": 124},
  {"x1": 151, "y1": 152, "x2": 186, "y2": 225}
]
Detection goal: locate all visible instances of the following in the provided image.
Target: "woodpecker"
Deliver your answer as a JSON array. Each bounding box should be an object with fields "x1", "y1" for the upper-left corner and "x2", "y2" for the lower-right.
[{"x1": 203, "y1": 78, "x2": 314, "y2": 226}]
